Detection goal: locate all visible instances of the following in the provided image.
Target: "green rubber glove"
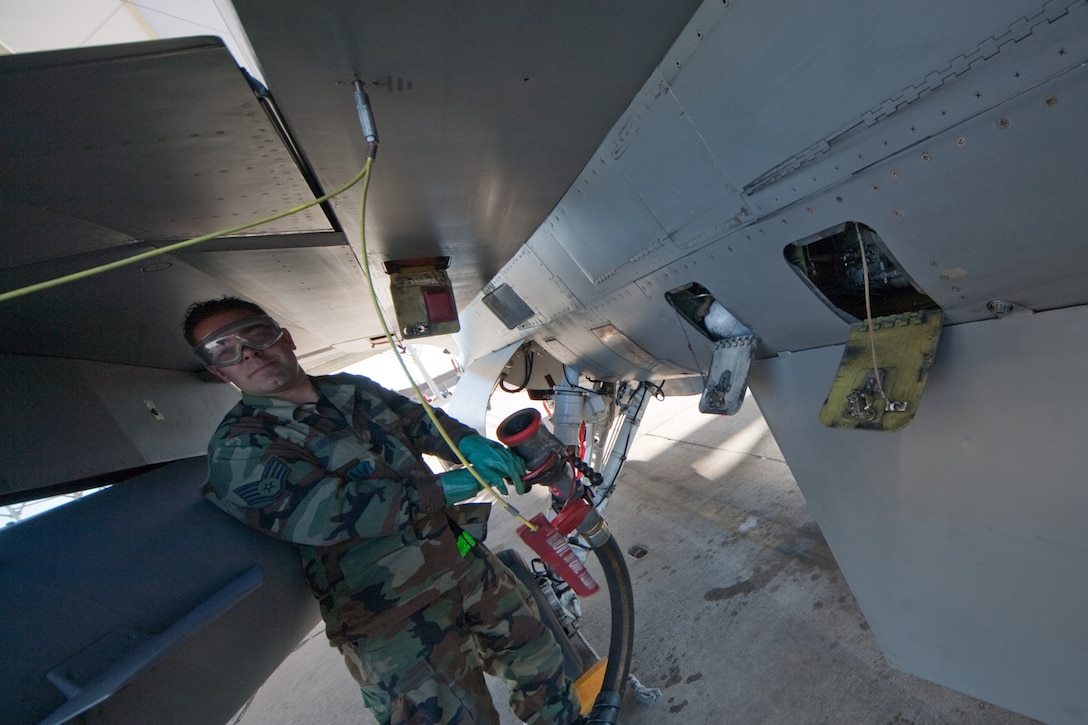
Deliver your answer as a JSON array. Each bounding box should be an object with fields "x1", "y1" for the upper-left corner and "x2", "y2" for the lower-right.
[
  {"x1": 458, "y1": 435, "x2": 527, "y2": 493},
  {"x1": 440, "y1": 467, "x2": 508, "y2": 504},
  {"x1": 440, "y1": 468, "x2": 481, "y2": 504},
  {"x1": 467, "y1": 463, "x2": 509, "y2": 495}
]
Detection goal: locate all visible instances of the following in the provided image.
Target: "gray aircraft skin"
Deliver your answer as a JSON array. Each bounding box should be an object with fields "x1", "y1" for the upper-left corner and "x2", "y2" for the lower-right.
[{"x1": 1, "y1": 1, "x2": 1086, "y2": 724}]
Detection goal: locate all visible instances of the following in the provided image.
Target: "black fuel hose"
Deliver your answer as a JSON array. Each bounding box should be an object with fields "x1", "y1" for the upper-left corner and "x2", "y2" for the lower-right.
[{"x1": 587, "y1": 532, "x2": 635, "y2": 725}]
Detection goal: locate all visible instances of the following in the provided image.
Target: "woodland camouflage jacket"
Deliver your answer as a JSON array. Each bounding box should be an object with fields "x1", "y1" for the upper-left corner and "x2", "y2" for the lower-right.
[{"x1": 202, "y1": 373, "x2": 482, "y2": 645}]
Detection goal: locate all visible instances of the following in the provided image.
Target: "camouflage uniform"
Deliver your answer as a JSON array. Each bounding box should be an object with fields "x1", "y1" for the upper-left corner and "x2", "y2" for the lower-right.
[{"x1": 202, "y1": 373, "x2": 580, "y2": 724}]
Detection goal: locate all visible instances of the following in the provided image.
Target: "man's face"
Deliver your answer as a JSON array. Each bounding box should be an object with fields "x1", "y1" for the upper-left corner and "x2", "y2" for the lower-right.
[{"x1": 191, "y1": 309, "x2": 304, "y2": 397}]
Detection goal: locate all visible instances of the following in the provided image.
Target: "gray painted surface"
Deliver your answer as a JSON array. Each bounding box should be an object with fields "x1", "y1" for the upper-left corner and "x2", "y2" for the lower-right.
[
  {"x1": 749, "y1": 306, "x2": 1088, "y2": 725},
  {"x1": 1, "y1": 459, "x2": 317, "y2": 725},
  {"x1": 472, "y1": 0, "x2": 1088, "y2": 375},
  {"x1": 0, "y1": 355, "x2": 240, "y2": 497}
]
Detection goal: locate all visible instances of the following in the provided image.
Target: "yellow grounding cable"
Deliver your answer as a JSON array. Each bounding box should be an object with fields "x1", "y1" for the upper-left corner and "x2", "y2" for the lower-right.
[
  {"x1": 0, "y1": 165, "x2": 370, "y2": 304},
  {"x1": 353, "y1": 146, "x2": 535, "y2": 529}
]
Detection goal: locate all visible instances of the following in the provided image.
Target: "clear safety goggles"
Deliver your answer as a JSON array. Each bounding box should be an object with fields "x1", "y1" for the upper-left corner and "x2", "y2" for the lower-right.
[{"x1": 192, "y1": 315, "x2": 285, "y2": 368}]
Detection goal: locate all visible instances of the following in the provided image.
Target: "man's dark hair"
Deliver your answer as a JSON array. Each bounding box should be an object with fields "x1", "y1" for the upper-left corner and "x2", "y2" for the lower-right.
[{"x1": 183, "y1": 296, "x2": 268, "y2": 345}]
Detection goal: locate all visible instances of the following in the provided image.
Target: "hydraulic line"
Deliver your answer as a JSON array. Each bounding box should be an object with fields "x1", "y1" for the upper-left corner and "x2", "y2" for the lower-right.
[
  {"x1": 496, "y1": 405, "x2": 637, "y2": 721},
  {"x1": 594, "y1": 383, "x2": 652, "y2": 513},
  {"x1": 586, "y1": 532, "x2": 635, "y2": 725}
]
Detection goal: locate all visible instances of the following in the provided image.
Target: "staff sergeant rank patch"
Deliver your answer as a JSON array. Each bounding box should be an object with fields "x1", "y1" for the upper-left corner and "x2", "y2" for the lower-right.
[{"x1": 236, "y1": 457, "x2": 289, "y2": 506}]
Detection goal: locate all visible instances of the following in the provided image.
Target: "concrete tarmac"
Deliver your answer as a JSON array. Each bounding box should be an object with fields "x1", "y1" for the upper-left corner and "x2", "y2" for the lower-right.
[{"x1": 229, "y1": 391, "x2": 1041, "y2": 725}]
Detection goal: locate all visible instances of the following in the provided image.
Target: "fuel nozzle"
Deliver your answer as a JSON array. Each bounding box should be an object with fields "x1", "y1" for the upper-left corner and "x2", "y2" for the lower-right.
[
  {"x1": 498, "y1": 407, "x2": 610, "y2": 533},
  {"x1": 496, "y1": 408, "x2": 576, "y2": 502},
  {"x1": 498, "y1": 408, "x2": 612, "y2": 595}
]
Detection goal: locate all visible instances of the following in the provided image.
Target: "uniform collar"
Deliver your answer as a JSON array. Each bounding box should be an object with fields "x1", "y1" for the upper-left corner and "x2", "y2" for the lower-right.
[{"x1": 241, "y1": 375, "x2": 358, "y2": 421}]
